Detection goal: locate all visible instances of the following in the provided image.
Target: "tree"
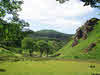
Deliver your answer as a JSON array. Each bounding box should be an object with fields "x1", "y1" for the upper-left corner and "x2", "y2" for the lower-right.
[
  {"x1": 57, "y1": 0, "x2": 100, "y2": 8},
  {"x1": 22, "y1": 37, "x2": 37, "y2": 56},
  {"x1": 22, "y1": 29, "x2": 34, "y2": 37},
  {"x1": 37, "y1": 40, "x2": 46, "y2": 57},
  {"x1": 47, "y1": 41, "x2": 56, "y2": 57},
  {"x1": 81, "y1": 0, "x2": 100, "y2": 7},
  {"x1": 37, "y1": 40, "x2": 54, "y2": 57},
  {"x1": 0, "y1": 0, "x2": 30, "y2": 47},
  {"x1": 0, "y1": 0, "x2": 23, "y2": 19}
]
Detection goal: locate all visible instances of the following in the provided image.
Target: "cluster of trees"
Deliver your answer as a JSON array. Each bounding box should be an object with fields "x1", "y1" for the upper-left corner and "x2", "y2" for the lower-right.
[
  {"x1": 0, "y1": 0, "x2": 29, "y2": 47},
  {"x1": 22, "y1": 29, "x2": 72, "y2": 57},
  {"x1": 22, "y1": 37, "x2": 55, "y2": 57}
]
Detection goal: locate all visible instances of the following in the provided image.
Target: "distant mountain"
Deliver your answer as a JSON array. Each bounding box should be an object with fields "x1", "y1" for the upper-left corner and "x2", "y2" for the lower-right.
[
  {"x1": 25, "y1": 30, "x2": 73, "y2": 52},
  {"x1": 28, "y1": 30, "x2": 73, "y2": 41}
]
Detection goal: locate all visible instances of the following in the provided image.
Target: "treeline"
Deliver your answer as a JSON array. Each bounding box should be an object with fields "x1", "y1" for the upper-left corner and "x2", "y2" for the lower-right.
[
  {"x1": 21, "y1": 30, "x2": 73, "y2": 57},
  {"x1": 22, "y1": 37, "x2": 58, "y2": 57}
]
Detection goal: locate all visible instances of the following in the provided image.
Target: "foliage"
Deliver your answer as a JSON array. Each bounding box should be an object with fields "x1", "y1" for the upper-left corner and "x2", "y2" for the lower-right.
[
  {"x1": 81, "y1": 0, "x2": 100, "y2": 7},
  {"x1": 26, "y1": 29, "x2": 73, "y2": 53},
  {"x1": 22, "y1": 29, "x2": 34, "y2": 37},
  {"x1": 57, "y1": 0, "x2": 100, "y2": 8},
  {"x1": 36, "y1": 40, "x2": 55, "y2": 57},
  {"x1": 22, "y1": 37, "x2": 34, "y2": 49},
  {"x1": 33, "y1": 30, "x2": 72, "y2": 41},
  {"x1": 37, "y1": 40, "x2": 49, "y2": 57},
  {"x1": 0, "y1": 0, "x2": 23, "y2": 19},
  {"x1": 0, "y1": 48, "x2": 15, "y2": 57},
  {"x1": 22, "y1": 37, "x2": 38, "y2": 56},
  {"x1": 0, "y1": 0, "x2": 29, "y2": 47}
]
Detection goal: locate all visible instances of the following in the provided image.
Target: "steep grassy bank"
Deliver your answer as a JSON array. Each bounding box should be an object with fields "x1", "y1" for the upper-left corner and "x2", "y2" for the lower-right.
[
  {"x1": 59, "y1": 19, "x2": 100, "y2": 59},
  {"x1": 0, "y1": 48, "x2": 15, "y2": 57}
]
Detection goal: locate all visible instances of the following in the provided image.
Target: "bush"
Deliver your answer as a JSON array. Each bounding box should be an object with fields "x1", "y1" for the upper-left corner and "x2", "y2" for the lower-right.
[{"x1": 74, "y1": 56, "x2": 79, "y2": 59}]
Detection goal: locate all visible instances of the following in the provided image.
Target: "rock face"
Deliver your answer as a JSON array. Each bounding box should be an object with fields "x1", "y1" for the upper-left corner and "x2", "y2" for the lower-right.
[
  {"x1": 84, "y1": 43, "x2": 96, "y2": 53},
  {"x1": 72, "y1": 39, "x2": 78, "y2": 47},
  {"x1": 72, "y1": 18, "x2": 100, "y2": 47}
]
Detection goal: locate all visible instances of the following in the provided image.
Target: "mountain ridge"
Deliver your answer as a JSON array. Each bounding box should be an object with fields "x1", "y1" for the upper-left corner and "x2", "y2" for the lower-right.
[{"x1": 28, "y1": 29, "x2": 73, "y2": 41}]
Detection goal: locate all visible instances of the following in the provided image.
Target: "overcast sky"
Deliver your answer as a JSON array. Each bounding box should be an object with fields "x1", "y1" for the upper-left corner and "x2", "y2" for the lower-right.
[{"x1": 19, "y1": 0, "x2": 100, "y2": 34}]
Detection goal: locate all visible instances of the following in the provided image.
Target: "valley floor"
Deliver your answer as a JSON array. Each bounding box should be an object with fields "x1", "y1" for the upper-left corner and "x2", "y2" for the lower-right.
[{"x1": 0, "y1": 59, "x2": 100, "y2": 75}]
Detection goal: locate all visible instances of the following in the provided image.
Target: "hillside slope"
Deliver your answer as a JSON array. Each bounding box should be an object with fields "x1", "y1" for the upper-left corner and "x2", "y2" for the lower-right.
[
  {"x1": 29, "y1": 30, "x2": 73, "y2": 41},
  {"x1": 59, "y1": 18, "x2": 100, "y2": 60}
]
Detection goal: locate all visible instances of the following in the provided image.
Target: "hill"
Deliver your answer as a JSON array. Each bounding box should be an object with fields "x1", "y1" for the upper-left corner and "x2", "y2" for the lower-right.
[
  {"x1": 28, "y1": 30, "x2": 73, "y2": 52},
  {"x1": 58, "y1": 18, "x2": 100, "y2": 60},
  {"x1": 29, "y1": 30, "x2": 73, "y2": 41}
]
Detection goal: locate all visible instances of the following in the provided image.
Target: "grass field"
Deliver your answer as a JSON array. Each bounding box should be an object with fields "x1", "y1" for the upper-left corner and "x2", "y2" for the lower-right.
[{"x1": 0, "y1": 60, "x2": 100, "y2": 75}]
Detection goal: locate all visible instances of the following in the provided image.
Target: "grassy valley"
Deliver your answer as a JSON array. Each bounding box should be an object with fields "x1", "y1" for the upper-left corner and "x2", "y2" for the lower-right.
[
  {"x1": 0, "y1": 18, "x2": 100, "y2": 75},
  {"x1": 0, "y1": 0, "x2": 100, "y2": 75}
]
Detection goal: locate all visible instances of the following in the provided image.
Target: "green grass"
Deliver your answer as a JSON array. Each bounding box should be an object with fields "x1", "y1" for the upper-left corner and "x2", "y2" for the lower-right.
[
  {"x1": 58, "y1": 21, "x2": 100, "y2": 59},
  {"x1": 0, "y1": 48, "x2": 15, "y2": 57},
  {"x1": 0, "y1": 60, "x2": 100, "y2": 75},
  {"x1": 0, "y1": 19, "x2": 100, "y2": 75}
]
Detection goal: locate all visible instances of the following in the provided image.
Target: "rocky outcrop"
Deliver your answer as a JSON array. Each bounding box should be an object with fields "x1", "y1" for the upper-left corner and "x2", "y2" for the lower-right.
[
  {"x1": 84, "y1": 42, "x2": 96, "y2": 53},
  {"x1": 72, "y1": 39, "x2": 78, "y2": 47},
  {"x1": 72, "y1": 18, "x2": 100, "y2": 47},
  {"x1": 82, "y1": 18, "x2": 99, "y2": 40}
]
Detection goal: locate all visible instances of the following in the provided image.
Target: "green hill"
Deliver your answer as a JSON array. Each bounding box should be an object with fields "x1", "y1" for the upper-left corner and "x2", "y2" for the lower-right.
[
  {"x1": 27, "y1": 30, "x2": 73, "y2": 52},
  {"x1": 29, "y1": 30, "x2": 73, "y2": 41},
  {"x1": 59, "y1": 18, "x2": 100, "y2": 60}
]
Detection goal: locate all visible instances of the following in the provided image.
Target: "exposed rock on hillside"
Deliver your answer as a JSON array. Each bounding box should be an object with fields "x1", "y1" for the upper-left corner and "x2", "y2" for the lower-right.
[
  {"x1": 72, "y1": 39, "x2": 78, "y2": 47},
  {"x1": 84, "y1": 42, "x2": 96, "y2": 53},
  {"x1": 72, "y1": 18, "x2": 100, "y2": 47}
]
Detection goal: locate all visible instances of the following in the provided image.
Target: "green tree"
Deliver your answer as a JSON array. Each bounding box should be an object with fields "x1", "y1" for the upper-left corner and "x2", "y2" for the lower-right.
[
  {"x1": 47, "y1": 41, "x2": 55, "y2": 56},
  {"x1": 37, "y1": 40, "x2": 54, "y2": 57},
  {"x1": 22, "y1": 37, "x2": 37, "y2": 56},
  {"x1": 37, "y1": 40, "x2": 46, "y2": 57},
  {"x1": 0, "y1": 0, "x2": 23, "y2": 18},
  {"x1": 22, "y1": 29, "x2": 34, "y2": 37},
  {"x1": 0, "y1": 0, "x2": 30, "y2": 47}
]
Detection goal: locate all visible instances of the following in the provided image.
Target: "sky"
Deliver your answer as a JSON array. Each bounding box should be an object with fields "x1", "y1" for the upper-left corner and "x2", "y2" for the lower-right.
[{"x1": 19, "y1": 0, "x2": 100, "y2": 34}]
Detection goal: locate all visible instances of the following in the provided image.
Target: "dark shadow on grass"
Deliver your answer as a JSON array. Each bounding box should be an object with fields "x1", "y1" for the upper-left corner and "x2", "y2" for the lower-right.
[{"x1": 0, "y1": 69, "x2": 6, "y2": 72}]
